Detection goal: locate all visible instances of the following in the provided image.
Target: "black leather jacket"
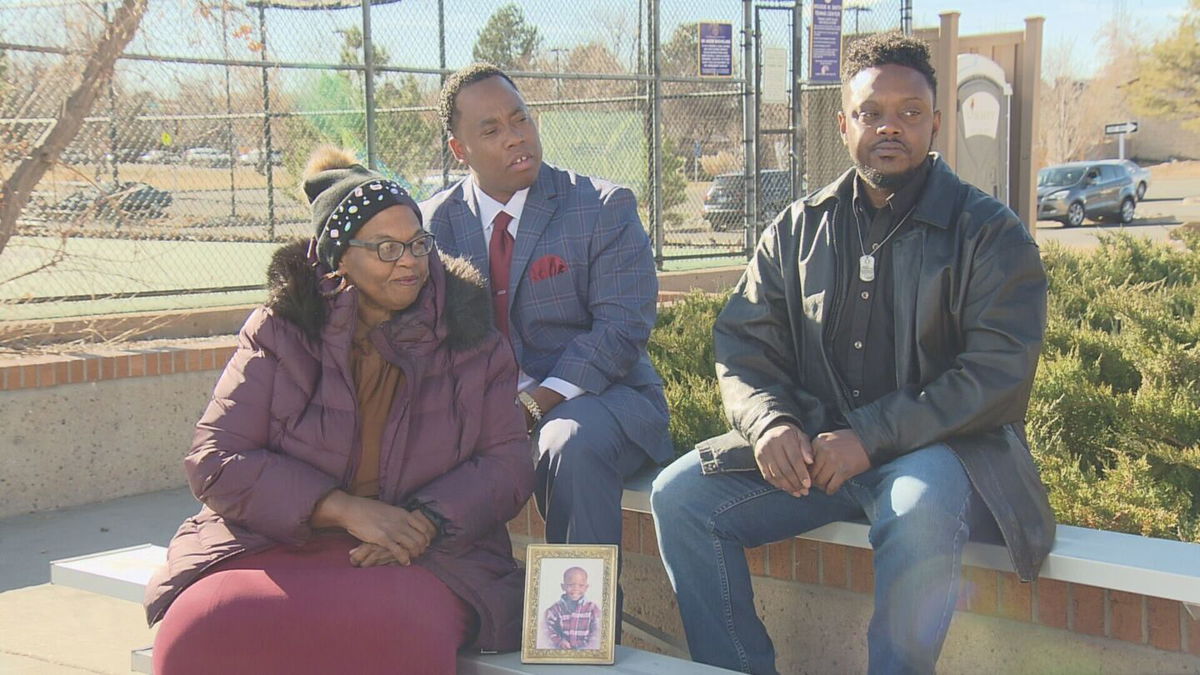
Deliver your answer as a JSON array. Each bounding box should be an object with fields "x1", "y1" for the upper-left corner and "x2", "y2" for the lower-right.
[{"x1": 708, "y1": 155, "x2": 1055, "y2": 581}]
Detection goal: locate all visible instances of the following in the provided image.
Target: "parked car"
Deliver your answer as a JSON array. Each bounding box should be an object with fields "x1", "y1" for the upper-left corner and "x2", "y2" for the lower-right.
[
  {"x1": 237, "y1": 149, "x2": 283, "y2": 168},
  {"x1": 1036, "y1": 161, "x2": 1137, "y2": 227},
  {"x1": 1093, "y1": 158, "x2": 1152, "y2": 201},
  {"x1": 137, "y1": 149, "x2": 180, "y2": 164},
  {"x1": 50, "y1": 181, "x2": 172, "y2": 220},
  {"x1": 182, "y1": 147, "x2": 232, "y2": 167},
  {"x1": 102, "y1": 147, "x2": 146, "y2": 163},
  {"x1": 703, "y1": 169, "x2": 793, "y2": 230}
]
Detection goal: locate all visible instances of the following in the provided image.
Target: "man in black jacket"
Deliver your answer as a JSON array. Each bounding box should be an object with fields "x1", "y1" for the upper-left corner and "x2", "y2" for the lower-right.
[{"x1": 650, "y1": 33, "x2": 1054, "y2": 675}]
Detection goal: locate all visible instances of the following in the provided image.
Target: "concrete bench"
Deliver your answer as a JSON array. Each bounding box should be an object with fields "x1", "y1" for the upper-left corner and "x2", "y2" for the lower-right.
[
  {"x1": 50, "y1": 540, "x2": 730, "y2": 674},
  {"x1": 51, "y1": 465, "x2": 1200, "y2": 672},
  {"x1": 619, "y1": 465, "x2": 1200, "y2": 616}
]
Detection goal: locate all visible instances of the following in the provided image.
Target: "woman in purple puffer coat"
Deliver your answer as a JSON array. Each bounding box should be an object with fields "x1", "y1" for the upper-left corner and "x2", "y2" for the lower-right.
[{"x1": 144, "y1": 147, "x2": 534, "y2": 674}]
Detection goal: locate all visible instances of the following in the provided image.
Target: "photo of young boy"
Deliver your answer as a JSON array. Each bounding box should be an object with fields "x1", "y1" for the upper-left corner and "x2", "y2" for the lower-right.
[
  {"x1": 541, "y1": 566, "x2": 602, "y2": 650},
  {"x1": 522, "y1": 544, "x2": 617, "y2": 664},
  {"x1": 535, "y1": 559, "x2": 604, "y2": 650}
]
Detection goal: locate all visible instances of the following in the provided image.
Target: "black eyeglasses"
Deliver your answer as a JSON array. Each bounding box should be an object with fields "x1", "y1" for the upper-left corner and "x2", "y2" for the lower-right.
[{"x1": 346, "y1": 233, "x2": 436, "y2": 262}]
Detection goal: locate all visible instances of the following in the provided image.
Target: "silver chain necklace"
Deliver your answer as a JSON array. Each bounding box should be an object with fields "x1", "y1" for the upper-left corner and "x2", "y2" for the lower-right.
[{"x1": 855, "y1": 201, "x2": 919, "y2": 282}]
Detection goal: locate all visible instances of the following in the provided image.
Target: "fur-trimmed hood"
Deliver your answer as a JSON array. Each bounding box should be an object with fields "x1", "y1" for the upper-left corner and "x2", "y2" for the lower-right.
[{"x1": 263, "y1": 240, "x2": 493, "y2": 351}]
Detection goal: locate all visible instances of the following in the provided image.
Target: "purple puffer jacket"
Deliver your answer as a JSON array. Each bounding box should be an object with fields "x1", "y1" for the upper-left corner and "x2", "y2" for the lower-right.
[{"x1": 143, "y1": 241, "x2": 535, "y2": 652}]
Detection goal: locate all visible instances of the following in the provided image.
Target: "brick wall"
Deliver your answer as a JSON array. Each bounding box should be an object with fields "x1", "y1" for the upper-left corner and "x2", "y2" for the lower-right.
[{"x1": 0, "y1": 342, "x2": 237, "y2": 392}]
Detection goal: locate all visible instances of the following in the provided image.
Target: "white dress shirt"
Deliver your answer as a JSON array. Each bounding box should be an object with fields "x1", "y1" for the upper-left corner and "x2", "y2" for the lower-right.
[{"x1": 470, "y1": 177, "x2": 584, "y2": 401}]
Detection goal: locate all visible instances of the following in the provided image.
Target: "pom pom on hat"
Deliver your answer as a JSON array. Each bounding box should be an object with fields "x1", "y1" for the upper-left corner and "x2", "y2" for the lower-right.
[{"x1": 301, "y1": 146, "x2": 421, "y2": 270}]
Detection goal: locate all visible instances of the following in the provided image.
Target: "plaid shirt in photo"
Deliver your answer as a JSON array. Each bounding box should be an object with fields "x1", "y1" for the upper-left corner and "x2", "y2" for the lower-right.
[{"x1": 543, "y1": 595, "x2": 601, "y2": 649}]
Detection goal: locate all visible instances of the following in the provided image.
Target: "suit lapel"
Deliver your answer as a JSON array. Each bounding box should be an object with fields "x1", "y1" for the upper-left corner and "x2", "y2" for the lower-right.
[
  {"x1": 447, "y1": 181, "x2": 490, "y2": 284},
  {"x1": 511, "y1": 164, "x2": 559, "y2": 300}
]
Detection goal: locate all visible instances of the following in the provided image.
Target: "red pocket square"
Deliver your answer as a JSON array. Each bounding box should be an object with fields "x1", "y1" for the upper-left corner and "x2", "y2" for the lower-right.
[{"x1": 529, "y1": 254, "x2": 569, "y2": 282}]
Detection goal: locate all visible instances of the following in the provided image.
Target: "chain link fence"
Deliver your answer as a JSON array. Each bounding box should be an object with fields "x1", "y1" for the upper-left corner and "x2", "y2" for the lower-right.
[
  {"x1": 801, "y1": 1, "x2": 909, "y2": 191},
  {"x1": 1, "y1": 0, "x2": 908, "y2": 323}
]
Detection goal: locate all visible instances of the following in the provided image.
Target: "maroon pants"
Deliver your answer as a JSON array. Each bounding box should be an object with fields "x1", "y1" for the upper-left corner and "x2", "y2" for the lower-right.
[{"x1": 153, "y1": 533, "x2": 473, "y2": 675}]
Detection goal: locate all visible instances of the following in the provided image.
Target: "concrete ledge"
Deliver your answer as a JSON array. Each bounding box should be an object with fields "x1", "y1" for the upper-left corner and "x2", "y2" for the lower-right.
[
  {"x1": 51, "y1": 546, "x2": 734, "y2": 674},
  {"x1": 586, "y1": 465, "x2": 1200, "y2": 664},
  {"x1": 0, "y1": 305, "x2": 256, "y2": 348},
  {"x1": 655, "y1": 266, "x2": 742, "y2": 294},
  {"x1": 620, "y1": 465, "x2": 1200, "y2": 609},
  {"x1": 24, "y1": 479, "x2": 1200, "y2": 673}
]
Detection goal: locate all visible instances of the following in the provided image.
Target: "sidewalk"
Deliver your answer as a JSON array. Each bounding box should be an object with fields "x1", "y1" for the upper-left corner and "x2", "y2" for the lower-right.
[{"x1": 0, "y1": 487, "x2": 197, "y2": 674}]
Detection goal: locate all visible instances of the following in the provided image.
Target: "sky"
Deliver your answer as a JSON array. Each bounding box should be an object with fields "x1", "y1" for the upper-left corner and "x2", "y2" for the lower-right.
[
  {"x1": 0, "y1": 0, "x2": 1192, "y2": 82},
  {"x1": 912, "y1": 0, "x2": 1189, "y2": 76}
]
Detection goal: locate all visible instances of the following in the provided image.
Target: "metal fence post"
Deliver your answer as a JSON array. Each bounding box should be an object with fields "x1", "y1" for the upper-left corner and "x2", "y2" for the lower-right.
[
  {"x1": 792, "y1": 0, "x2": 803, "y2": 199},
  {"x1": 103, "y1": 1, "x2": 122, "y2": 229},
  {"x1": 650, "y1": 0, "x2": 663, "y2": 270},
  {"x1": 439, "y1": 0, "x2": 450, "y2": 188},
  {"x1": 222, "y1": 4, "x2": 236, "y2": 222},
  {"x1": 361, "y1": 0, "x2": 377, "y2": 170},
  {"x1": 753, "y1": 4, "x2": 764, "y2": 237},
  {"x1": 258, "y1": 2, "x2": 275, "y2": 240},
  {"x1": 742, "y1": 0, "x2": 757, "y2": 255}
]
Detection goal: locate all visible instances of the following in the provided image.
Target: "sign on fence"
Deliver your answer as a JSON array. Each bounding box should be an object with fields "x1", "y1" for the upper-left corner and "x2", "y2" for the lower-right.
[
  {"x1": 698, "y1": 22, "x2": 734, "y2": 77},
  {"x1": 762, "y1": 47, "x2": 789, "y2": 104},
  {"x1": 810, "y1": 0, "x2": 843, "y2": 83}
]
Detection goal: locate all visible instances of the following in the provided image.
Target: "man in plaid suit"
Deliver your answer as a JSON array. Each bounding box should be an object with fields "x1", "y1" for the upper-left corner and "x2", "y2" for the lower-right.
[{"x1": 422, "y1": 65, "x2": 672, "y2": 572}]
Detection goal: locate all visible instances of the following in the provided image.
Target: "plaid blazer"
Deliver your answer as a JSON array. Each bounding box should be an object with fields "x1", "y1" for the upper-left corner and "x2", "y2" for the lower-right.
[{"x1": 421, "y1": 163, "x2": 672, "y2": 464}]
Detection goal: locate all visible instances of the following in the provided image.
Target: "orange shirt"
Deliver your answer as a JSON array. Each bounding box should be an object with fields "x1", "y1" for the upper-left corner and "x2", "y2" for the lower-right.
[{"x1": 349, "y1": 318, "x2": 404, "y2": 498}]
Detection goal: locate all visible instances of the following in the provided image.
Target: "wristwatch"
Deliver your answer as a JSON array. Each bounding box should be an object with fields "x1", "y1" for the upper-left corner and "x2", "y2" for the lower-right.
[{"x1": 517, "y1": 390, "x2": 543, "y2": 427}]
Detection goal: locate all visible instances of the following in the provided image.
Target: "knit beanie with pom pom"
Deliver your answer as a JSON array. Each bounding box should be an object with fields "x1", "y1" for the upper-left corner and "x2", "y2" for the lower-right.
[{"x1": 301, "y1": 145, "x2": 422, "y2": 269}]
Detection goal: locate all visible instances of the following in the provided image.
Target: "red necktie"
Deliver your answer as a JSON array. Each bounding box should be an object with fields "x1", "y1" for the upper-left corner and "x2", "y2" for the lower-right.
[{"x1": 489, "y1": 211, "x2": 515, "y2": 337}]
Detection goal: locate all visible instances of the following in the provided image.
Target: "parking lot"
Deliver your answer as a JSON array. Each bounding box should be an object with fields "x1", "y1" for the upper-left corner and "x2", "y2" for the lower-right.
[
  {"x1": 4, "y1": 160, "x2": 1198, "y2": 323},
  {"x1": 1035, "y1": 162, "x2": 1200, "y2": 250}
]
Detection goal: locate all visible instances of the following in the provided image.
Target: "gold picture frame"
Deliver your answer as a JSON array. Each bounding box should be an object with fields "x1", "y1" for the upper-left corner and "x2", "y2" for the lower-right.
[{"x1": 521, "y1": 543, "x2": 618, "y2": 665}]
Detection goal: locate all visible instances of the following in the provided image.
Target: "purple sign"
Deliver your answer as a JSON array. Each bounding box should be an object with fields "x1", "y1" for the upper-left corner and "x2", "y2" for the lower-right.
[
  {"x1": 810, "y1": 0, "x2": 843, "y2": 83},
  {"x1": 698, "y1": 22, "x2": 733, "y2": 77}
]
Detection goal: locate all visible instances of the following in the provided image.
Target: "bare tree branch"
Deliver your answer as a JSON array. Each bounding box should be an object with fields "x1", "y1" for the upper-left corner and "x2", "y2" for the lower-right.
[{"x1": 0, "y1": 0, "x2": 148, "y2": 258}]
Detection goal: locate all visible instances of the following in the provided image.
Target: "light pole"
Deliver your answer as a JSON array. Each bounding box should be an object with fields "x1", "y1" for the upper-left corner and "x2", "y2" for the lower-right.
[{"x1": 550, "y1": 47, "x2": 568, "y2": 99}]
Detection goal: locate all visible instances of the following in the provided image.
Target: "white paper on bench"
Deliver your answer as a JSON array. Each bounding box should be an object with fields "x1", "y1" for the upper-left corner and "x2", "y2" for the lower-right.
[
  {"x1": 51, "y1": 543, "x2": 166, "y2": 604},
  {"x1": 131, "y1": 647, "x2": 153, "y2": 674}
]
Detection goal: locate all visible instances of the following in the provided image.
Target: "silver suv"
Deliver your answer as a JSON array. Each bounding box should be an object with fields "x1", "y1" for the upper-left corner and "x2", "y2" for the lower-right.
[{"x1": 1037, "y1": 161, "x2": 1137, "y2": 227}]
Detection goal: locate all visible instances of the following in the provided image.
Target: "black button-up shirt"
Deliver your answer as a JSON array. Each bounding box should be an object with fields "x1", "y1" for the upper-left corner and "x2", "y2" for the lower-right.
[{"x1": 830, "y1": 159, "x2": 931, "y2": 408}]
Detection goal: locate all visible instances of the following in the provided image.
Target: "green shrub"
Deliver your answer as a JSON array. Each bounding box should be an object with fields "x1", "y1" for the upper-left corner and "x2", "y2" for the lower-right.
[
  {"x1": 651, "y1": 233, "x2": 1200, "y2": 542},
  {"x1": 1028, "y1": 356, "x2": 1130, "y2": 468},
  {"x1": 649, "y1": 291, "x2": 729, "y2": 453},
  {"x1": 663, "y1": 372, "x2": 728, "y2": 456}
]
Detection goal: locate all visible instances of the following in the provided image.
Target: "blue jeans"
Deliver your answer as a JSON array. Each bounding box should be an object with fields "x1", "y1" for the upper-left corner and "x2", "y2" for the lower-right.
[{"x1": 651, "y1": 443, "x2": 993, "y2": 675}]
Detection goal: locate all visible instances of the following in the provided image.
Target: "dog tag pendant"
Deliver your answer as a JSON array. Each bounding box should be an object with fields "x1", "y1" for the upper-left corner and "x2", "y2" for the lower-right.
[{"x1": 858, "y1": 254, "x2": 876, "y2": 282}]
